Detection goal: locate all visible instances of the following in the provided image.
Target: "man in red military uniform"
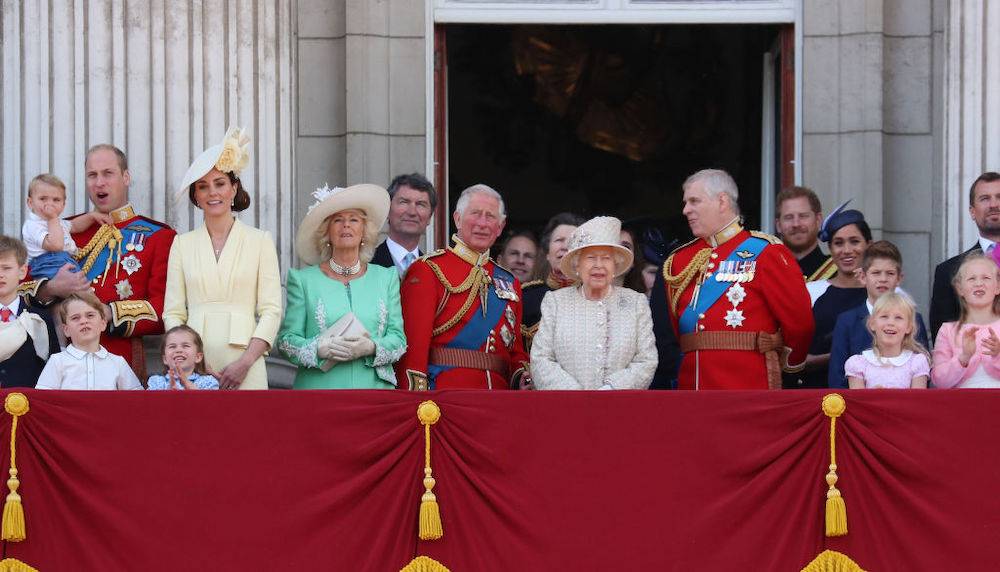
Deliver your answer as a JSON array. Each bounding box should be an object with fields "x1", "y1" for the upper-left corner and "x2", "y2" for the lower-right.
[
  {"x1": 396, "y1": 184, "x2": 529, "y2": 390},
  {"x1": 664, "y1": 169, "x2": 813, "y2": 390},
  {"x1": 21, "y1": 144, "x2": 176, "y2": 377}
]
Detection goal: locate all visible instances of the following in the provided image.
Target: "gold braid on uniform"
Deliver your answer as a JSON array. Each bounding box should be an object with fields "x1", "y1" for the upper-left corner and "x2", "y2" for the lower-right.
[
  {"x1": 73, "y1": 224, "x2": 124, "y2": 274},
  {"x1": 425, "y1": 260, "x2": 492, "y2": 337},
  {"x1": 662, "y1": 248, "x2": 713, "y2": 314}
]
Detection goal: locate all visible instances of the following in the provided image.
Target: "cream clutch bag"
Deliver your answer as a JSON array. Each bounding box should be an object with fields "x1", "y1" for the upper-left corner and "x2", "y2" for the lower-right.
[{"x1": 318, "y1": 312, "x2": 370, "y2": 372}]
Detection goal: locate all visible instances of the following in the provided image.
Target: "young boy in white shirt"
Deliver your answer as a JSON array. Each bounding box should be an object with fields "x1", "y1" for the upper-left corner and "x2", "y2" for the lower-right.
[{"x1": 36, "y1": 291, "x2": 143, "y2": 390}]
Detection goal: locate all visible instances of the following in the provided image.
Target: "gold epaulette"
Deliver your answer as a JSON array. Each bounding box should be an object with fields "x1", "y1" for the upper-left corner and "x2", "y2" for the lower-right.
[
  {"x1": 419, "y1": 249, "x2": 445, "y2": 262},
  {"x1": 16, "y1": 280, "x2": 42, "y2": 299},
  {"x1": 750, "y1": 230, "x2": 782, "y2": 245},
  {"x1": 521, "y1": 279, "x2": 544, "y2": 289}
]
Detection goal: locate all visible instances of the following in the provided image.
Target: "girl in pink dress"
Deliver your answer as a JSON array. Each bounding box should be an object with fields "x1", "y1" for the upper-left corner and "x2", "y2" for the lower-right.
[
  {"x1": 932, "y1": 253, "x2": 1000, "y2": 388},
  {"x1": 845, "y1": 292, "x2": 930, "y2": 389}
]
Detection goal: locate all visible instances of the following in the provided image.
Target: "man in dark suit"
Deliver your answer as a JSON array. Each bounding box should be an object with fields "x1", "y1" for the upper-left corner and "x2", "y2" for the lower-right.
[
  {"x1": 0, "y1": 235, "x2": 60, "y2": 388},
  {"x1": 371, "y1": 173, "x2": 436, "y2": 277},
  {"x1": 930, "y1": 172, "x2": 1000, "y2": 340}
]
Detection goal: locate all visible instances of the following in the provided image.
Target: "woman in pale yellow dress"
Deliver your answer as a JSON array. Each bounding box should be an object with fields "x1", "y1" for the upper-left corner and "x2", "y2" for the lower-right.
[{"x1": 163, "y1": 128, "x2": 282, "y2": 389}]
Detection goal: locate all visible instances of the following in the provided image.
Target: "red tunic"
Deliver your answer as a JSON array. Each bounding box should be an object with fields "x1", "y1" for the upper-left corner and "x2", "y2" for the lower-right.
[
  {"x1": 665, "y1": 226, "x2": 813, "y2": 390},
  {"x1": 395, "y1": 241, "x2": 529, "y2": 390},
  {"x1": 21, "y1": 204, "x2": 175, "y2": 376}
]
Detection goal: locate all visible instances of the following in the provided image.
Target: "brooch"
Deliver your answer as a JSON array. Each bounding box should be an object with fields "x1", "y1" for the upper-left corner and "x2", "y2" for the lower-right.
[{"x1": 120, "y1": 254, "x2": 142, "y2": 276}]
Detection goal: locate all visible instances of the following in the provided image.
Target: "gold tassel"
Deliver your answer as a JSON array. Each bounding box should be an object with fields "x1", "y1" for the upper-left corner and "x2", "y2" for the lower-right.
[
  {"x1": 2, "y1": 393, "x2": 29, "y2": 542},
  {"x1": 799, "y1": 549, "x2": 866, "y2": 572},
  {"x1": 822, "y1": 394, "x2": 847, "y2": 537},
  {"x1": 416, "y1": 401, "x2": 443, "y2": 540},
  {"x1": 0, "y1": 558, "x2": 39, "y2": 572},
  {"x1": 400, "y1": 555, "x2": 451, "y2": 572}
]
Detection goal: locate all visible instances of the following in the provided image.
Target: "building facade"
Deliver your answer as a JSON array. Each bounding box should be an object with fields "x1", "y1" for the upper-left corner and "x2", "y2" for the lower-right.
[{"x1": 0, "y1": 0, "x2": 997, "y2": 359}]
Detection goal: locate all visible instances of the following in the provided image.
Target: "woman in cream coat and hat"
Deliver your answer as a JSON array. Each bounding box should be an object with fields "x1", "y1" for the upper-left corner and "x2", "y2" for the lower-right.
[
  {"x1": 276, "y1": 184, "x2": 406, "y2": 389},
  {"x1": 163, "y1": 127, "x2": 283, "y2": 390},
  {"x1": 530, "y1": 216, "x2": 658, "y2": 390}
]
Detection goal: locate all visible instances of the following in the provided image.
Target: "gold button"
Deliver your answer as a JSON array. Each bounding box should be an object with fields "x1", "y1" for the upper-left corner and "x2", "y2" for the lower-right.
[
  {"x1": 698, "y1": 324, "x2": 705, "y2": 331},
  {"x1": 707, "y1": 263, "x2": 715, "y2": 270},
  {"x1": 698, "y1": 313, "x2": 705, "y2": 319},
  {"x1": 711, "y1": 253, "x2": 719, "y2": 259}
]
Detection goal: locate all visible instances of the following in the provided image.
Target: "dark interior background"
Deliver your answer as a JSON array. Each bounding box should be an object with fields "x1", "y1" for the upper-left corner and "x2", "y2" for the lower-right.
[{"x1": 445, "y1": 23, "x2": 782, "y2": 254}]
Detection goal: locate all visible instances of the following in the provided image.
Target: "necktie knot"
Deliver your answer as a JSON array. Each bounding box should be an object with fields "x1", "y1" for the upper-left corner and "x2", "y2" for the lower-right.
[
  {"x1": 402, "y1": 252, "x2": 417, "y2": 271},
  {"x1": 0, "y1": 308, "x2": 12, "y2": 323}
]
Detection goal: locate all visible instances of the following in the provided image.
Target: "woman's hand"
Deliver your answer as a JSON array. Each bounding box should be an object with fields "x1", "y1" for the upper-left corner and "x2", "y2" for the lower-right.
[
  {"x1": 804, "y1": 353, "x2": 830, "y2": 371},
  {"x1": 327, "y1": 335, "x2": 375, "y2": 362},
  {"x1": 218, "y1": 356, "x2": 253, "y2": 390}
]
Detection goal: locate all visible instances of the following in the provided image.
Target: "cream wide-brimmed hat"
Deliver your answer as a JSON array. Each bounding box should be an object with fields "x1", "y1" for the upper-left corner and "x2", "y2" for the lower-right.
[
  {"x1": 559, "y1": 216, "x2": 634, "y2": 280},
  {"x1": 175, "y1": 126, "x2": 252, "y2": 204},
  {"x1": 295, "y1": 183, "x2": 390, "y2": 265}
]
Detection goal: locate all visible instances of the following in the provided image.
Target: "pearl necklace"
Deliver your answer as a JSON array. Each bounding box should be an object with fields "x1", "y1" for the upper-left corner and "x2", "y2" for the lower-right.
[{"x1": 329, "y1": 258, "x2": 362, "y2": 277}]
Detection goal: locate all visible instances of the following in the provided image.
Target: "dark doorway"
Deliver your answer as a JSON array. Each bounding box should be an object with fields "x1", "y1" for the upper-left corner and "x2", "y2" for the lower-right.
[{"x1": 443, "y1": 23, "x2": 784, "y2": 248}]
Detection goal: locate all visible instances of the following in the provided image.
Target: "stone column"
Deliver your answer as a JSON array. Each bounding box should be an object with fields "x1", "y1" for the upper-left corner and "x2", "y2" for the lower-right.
[
  {"x1": 801, "y1": 0, "x2": 940, "y2": 313},
  {"x1": 943, "y1": 0, "x2": 1000, "y2": 254}
]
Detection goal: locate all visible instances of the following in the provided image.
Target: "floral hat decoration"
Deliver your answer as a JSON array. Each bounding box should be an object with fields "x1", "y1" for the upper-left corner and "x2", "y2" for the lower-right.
[
  {"x1": 175, "y1": 126, "x2": 252, "y2": 204},
  {"x1": 295, "y1": 183, "x2": 390, "y2": 265}
]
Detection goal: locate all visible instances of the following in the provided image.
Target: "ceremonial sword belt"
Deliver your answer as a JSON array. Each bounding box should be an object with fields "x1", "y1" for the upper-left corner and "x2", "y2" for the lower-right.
[
  {"x1": 430, "y1": 347, "x2": 510, "y2": 379},
  {"x1": 678, "y1": 330, "x2": 784, "y2": 390}
]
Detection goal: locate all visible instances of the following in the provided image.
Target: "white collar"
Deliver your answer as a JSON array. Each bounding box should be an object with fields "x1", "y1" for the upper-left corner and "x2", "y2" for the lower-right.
[
  {"x1": 385, "y1": 236, "x2": 420, "y2": 262},
  {"x1": 65, "y1": 344, "x2": 110, "y2": 360},
  {"x1": 0, "y1": 297, "x2": 21, "y2": 316},
  {"x1": 865, "y1": 299, "x2": 874, "y2": 314},
  {"x1": 26, "y1": 211, "x2": 45, "y2": 222},
  {"x1": 979, "y1": 237, "x2": 997, "y2": 253},
  {"x1": 861, "y1": 349, "x2": 912, "y2": 366}
]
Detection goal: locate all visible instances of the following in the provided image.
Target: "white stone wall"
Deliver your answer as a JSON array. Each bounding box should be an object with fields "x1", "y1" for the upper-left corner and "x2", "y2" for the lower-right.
[
  {"x1": 802, "y1": 0, "x2": 942, "y2": 316},
  {"x1": 0, "y1": 0, "x2": 297, "y2": 270},
  {"x1": 294, "y1": 0, "x2": 428, "y2": 239},
  {"x1": 944, "y1": 0, "x2": 1000, "y2": 254}
]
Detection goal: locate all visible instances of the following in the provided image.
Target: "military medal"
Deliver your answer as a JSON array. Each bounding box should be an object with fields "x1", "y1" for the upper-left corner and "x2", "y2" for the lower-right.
[
  {"x1": 115, "y1": 279, "x2": 134, "y2": 300},
  {"x1": 135, "y1": 233, "x2": 146, "y2": 252},
  {"x1": 499, "y1": 323, "x2": 514, "y2": 348},
  {"x1": 120, "y1": 254, "x2": 142, "y2": 276},
  {"x1": 724, "y1": 308, "x2": 745, "y2": 329},
  {"x1": 505, "y1": 305, "x2": 516, "y2": 328},
  {"x1": 125, "y1": 234, "x2": 136, "y2": 252},
  {"x1": 726, "y1": 282, "x2": 746, "y2": 307}
]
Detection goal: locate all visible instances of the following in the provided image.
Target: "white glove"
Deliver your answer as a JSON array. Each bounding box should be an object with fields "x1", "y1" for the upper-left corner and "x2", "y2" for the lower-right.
[
  {"x1": 327, "y1": 334, "x2": 376, "y2": 362},
  {"x1": 317, "y1": 336, "x2": 339, "y2": 360}
]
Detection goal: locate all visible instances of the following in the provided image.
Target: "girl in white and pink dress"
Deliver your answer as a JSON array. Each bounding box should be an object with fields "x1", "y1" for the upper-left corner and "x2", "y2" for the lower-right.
[
  {"x1": 932, "y1": 253, "x2": 1000, "y2": 388},
  {"x1": 845, "y1": 292, "x2": 930, "y2": 389}
]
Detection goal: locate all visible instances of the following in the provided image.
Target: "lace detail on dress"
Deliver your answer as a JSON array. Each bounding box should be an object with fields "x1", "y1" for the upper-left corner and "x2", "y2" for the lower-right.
[
  {"x1": 377, "y1": 299, "x2": 388, "y2": 337},
  {"x1": 279, "y1": 337, "x2": 319, "y2": 369},
  {"x1": 373, "y1": 342, "x2": 406, "y2": 386},
  {"x1": 315, "y1": 299, "x2": 328, "y2": 331}
]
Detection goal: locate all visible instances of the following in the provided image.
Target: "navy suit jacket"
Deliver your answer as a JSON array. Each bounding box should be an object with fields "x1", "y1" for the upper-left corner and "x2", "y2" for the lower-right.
[
  {"x1": 0, "y1": 298, "x2": 60, "y2": 388},
  {"x1": 648, "y1": 269, "x2": 682, "y2": 389},
  {"x1": 828, "y1": 303, "x2": 930, "y2": 389}
]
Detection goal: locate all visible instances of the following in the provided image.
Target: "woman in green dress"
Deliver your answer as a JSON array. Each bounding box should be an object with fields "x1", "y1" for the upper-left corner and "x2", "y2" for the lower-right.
[{"x1": 277, "y1": 183, "x2": 406, "y2": 389}]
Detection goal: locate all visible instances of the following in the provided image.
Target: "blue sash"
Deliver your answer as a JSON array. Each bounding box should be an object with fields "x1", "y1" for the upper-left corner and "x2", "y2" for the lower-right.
[
  {"x1": 82, "y1": 220, "x2": 164, "y2": 281},
  {"x1": 678, "y1": 236, "x2": 767, "y2": 335},
  {"x1": 427, "y1": 266, "x2": 513, "y2": 387}
]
